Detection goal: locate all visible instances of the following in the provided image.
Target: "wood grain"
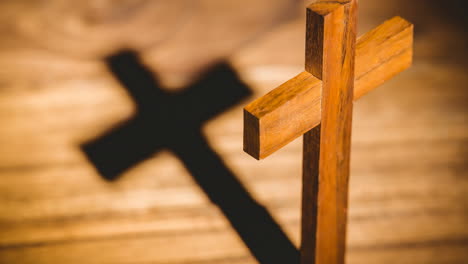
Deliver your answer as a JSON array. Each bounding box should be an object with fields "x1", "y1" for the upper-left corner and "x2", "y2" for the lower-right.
[
  {"x1": 243, "y1": 72, "x2": 321, "y2": 159},
  {"x1": 244, "y1": 16, "x2": 413, "y2": 160},
  {"x1": 301, "y1": 1, "x2": 357, "y2": 264},
  {"x1": 301, "y1": 126, "x2": 321, "y2": 264},
  {"x1": 0, "y1": 0, "x2": 467, "y2": 263}
]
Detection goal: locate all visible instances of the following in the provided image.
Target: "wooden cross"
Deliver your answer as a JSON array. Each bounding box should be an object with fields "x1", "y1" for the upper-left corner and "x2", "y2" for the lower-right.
[{"x1": 243, "y1": 1, "x2": 413, "y2": 263}]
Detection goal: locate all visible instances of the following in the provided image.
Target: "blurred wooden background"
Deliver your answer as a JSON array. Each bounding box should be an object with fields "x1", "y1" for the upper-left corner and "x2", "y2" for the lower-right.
[{"x1": 0, "y1": 0, "x2": 467, "y2": 263}]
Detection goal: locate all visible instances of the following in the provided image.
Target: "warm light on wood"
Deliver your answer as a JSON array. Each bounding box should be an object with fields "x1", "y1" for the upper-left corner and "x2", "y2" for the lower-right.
[
  {"x1": 244, "y1": 16, "x2": 413, "y2": 160},
  {"x1": 243, "y1": 2, "x2": 414, "y2": 264}
]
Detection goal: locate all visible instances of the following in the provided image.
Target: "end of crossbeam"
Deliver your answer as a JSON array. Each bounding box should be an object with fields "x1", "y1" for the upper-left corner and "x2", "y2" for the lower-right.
[
  {"x1": 244, "y1": 72, "x2": 322, "y2": 160},
  {"x1": 244, "y1": 109, "x2": 261, "y2": 160}
]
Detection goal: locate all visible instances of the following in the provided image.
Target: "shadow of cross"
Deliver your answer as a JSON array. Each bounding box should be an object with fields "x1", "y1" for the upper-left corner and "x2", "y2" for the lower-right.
[
  {"x1": 83, "y1": 51, "x2": 299, "y2": 264},
  {"x1": 244, "y1": 2, "x2": 414, "y2": 264}
]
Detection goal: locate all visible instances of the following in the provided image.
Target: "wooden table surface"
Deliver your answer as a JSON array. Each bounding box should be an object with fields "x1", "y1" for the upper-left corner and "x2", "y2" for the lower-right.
[{"x1": 0, "y1": 0, "x2": 467, "y2": 263}]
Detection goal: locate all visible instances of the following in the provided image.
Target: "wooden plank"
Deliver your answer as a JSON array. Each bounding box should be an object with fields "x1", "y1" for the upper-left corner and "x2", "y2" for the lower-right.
[
  {"x1": 0, "y1": 138, "x2": 466, "y2": 262},
  {"x1": 243, "y1": 72, "x2": 321, "y2": 159},
  {"x1": 1, "y1": 206, "x2": 467, "y2": 264},
  {"x1": 301, "y1": 1, "x2": 357, "y2": 264},
  {"x1": 354, "y1": 16, "x2": 413, "y2": 99},
  {"x1": 0, "y1": 229, "x2": 252, "y2": 264},
  {"x1": 1, "y1": 135, "x2": 464, "y2": 223},
  {"x1": 301, "y1": 126, "x2": 321, "y2": 263},
  {"x1": 244, "y1": 16, "x2": 413, "y2": 159}
]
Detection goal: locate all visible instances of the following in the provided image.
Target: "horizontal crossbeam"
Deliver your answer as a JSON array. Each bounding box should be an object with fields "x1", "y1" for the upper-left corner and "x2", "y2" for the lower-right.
[{"x1": 244, "y1": 16, "x2": 413, "y2": 159}]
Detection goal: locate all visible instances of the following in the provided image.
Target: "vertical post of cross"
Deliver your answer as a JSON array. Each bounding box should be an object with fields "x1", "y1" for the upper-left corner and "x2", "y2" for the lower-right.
[{"x1": 301, "y1": 1, "x2": 357, "y2": 264}]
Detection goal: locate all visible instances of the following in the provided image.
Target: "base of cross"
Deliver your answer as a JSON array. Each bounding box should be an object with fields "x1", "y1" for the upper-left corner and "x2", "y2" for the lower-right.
[{"x1": 243, "y1": 1, "x2": 413, "y2": 263}]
